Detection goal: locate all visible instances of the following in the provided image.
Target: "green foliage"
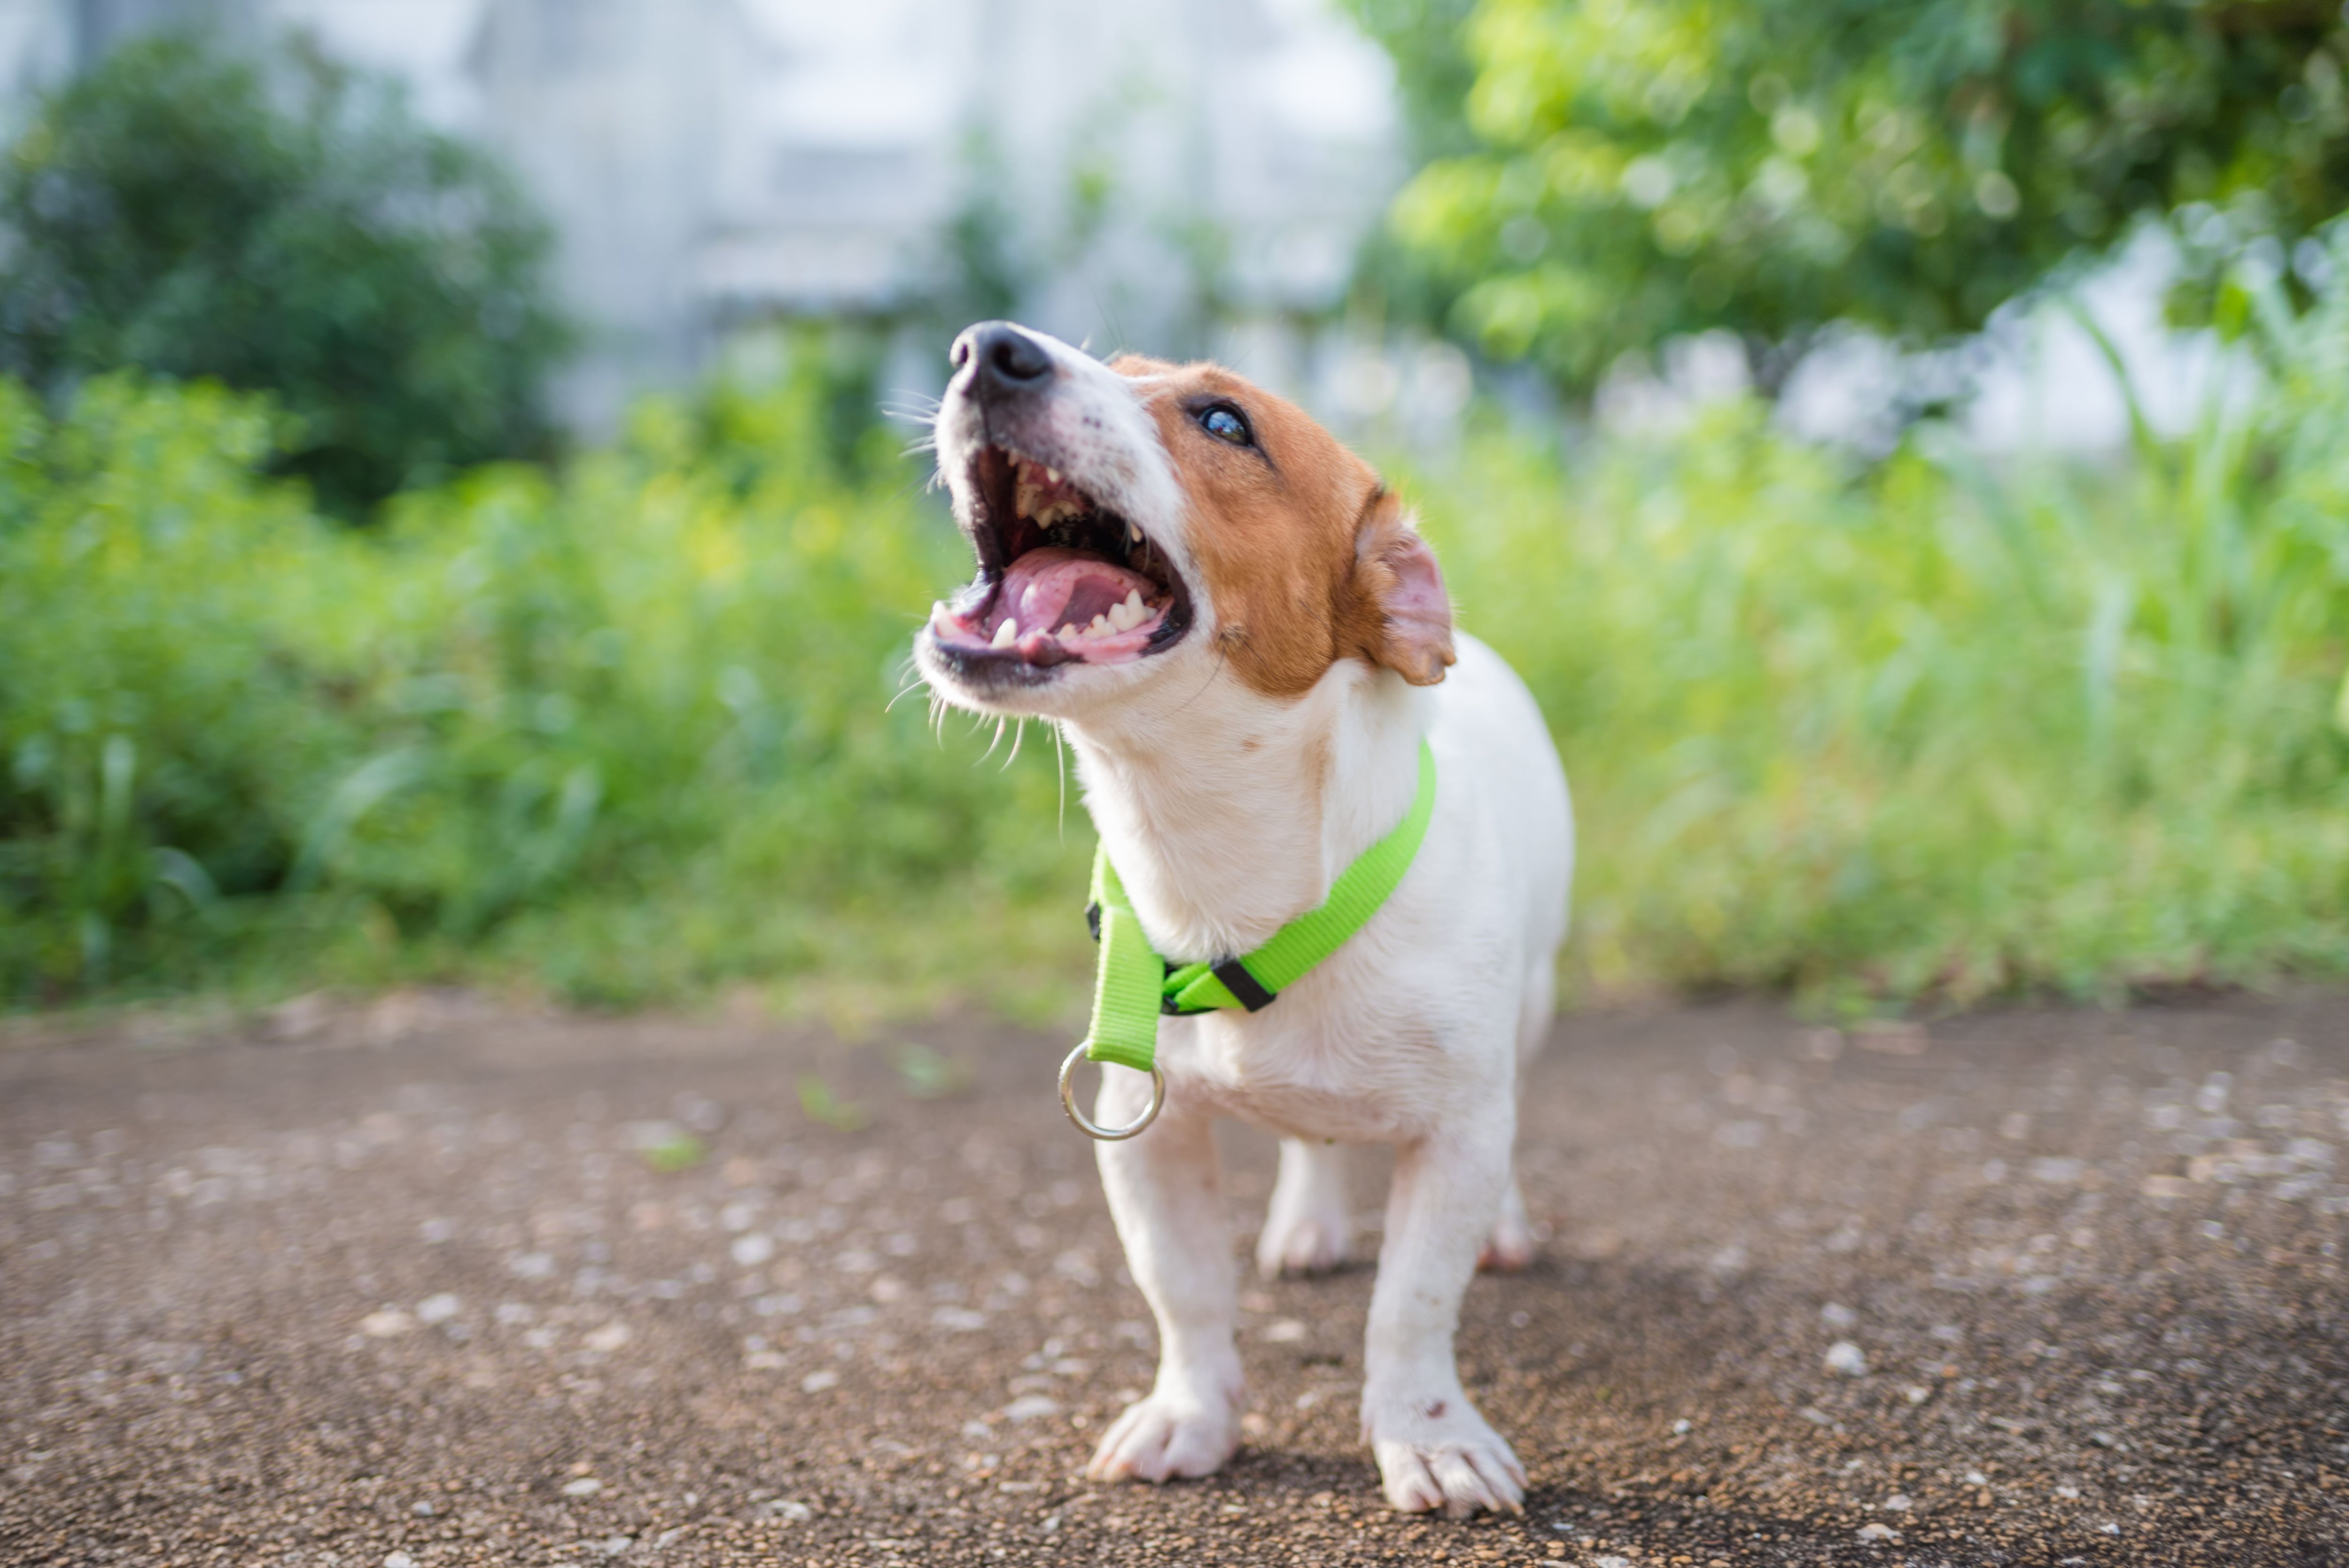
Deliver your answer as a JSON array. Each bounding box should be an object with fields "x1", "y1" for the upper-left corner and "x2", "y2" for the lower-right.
[
  {"x1": 0, "y1": 32, "x2": 568, "y2": 513},
  {"x1": 1413, "y1": 238, "x2": 2349, "y2": 1004},
  {"x1": 12, "y1": 256, "x2": 2349, "y2": 1017},
  {"x1": 1352, "y1": 0, "x2": 2349, "y2": 390},
  {"x1": 0, "y1": 349, "x2": 1086, "y2": 1015}
]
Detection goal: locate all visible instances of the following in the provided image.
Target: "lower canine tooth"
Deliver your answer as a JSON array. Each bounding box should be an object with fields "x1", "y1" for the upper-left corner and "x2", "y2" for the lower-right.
[{"x1": 990, "y1": 620, "x2": 1017, "y2": 649}]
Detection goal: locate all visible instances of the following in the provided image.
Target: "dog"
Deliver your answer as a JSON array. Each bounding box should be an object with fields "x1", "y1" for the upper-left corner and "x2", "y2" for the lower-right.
[{"x1": 915, "y1": 322, "x2": 1574, "y2": 1518}]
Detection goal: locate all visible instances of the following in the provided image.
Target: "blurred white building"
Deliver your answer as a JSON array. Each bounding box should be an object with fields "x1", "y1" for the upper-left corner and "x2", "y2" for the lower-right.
[{"x1": 0, "y1": 0, "x2": 1402, "y2": 429}]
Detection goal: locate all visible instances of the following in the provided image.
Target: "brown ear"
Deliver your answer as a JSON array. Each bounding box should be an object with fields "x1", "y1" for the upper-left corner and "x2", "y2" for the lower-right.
[{"x1": 1346, "y1": 488, "x2": 1454, "y2": 686}]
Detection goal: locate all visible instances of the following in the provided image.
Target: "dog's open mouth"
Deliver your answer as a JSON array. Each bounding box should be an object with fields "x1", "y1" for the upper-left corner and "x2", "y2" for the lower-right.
[{"x1": 928, "y1": 446, "x2": 1191, "y2": 670}]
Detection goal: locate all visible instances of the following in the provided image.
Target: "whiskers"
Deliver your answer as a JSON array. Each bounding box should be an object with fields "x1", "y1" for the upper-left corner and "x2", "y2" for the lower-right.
[
  {"x1": 1051, "y1": 717, "x2": 1070, "y2": 839},
  {"x1": 885, "y1": 671, "x2": 931, "y2": 718},
  {"x1": 883, "y1": 648, "x2": 954, "y2": 747},
  {"x1": 883, "y1": 628, "x2": 1066, "y2": 815},
  {"x1": 879, "y1": 393, "x2": 941, "y2": 427},
  {"x1": 969, "y1": 715, "x2": 1051, "y2": 772},
  {"x1": 880, "y1": 395, "x2": 943, "y2": 468}
]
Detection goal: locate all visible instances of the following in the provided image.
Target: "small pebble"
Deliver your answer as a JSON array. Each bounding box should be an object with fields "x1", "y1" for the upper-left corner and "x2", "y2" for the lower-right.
[
  {"x1": 1824, "y1": 1340, "x2": 1869, "y2": 1377},
  {"x1": 582, "y1": 1321, "x2": 631, "y2": 1352}
]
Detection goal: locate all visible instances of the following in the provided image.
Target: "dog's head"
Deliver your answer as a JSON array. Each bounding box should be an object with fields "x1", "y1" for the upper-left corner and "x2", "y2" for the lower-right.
[{"x1": 916, "y1": 322, "x2": 1454, "y2": 722}]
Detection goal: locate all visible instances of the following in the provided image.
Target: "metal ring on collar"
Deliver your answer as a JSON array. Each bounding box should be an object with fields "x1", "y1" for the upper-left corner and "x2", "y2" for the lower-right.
[{"x1": 1058, "y1": 1043, "x2": 1166, "y2": 1141}]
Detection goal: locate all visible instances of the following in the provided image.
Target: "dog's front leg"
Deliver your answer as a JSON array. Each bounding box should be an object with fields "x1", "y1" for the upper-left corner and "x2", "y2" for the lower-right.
[
  {"x1": 1084, "y1": 1078, "x2": 1244, "y2": 1484},
  {"x1": 1361, "y1": 1127, "x2": 1526, "y2": 1517}
]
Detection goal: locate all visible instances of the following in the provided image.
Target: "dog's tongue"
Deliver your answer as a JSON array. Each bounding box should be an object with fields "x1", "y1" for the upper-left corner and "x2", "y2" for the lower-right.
[{"x1": 988, "y1": 547, "x2": 1159, "y2": 641}]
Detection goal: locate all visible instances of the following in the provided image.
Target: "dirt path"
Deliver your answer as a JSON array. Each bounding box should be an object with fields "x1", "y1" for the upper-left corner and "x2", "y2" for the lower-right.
[{"x1": 2, "y1": 994, "x2": 2345, "y2": 1566}]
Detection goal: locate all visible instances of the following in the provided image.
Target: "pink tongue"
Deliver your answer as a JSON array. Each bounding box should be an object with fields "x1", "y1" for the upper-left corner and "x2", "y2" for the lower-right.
[{"x1": 990, "y1": 547, "x2": 1157, "y2": 637}]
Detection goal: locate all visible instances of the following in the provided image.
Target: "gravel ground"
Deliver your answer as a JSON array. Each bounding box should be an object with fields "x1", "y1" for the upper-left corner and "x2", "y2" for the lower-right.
[{"x1": 2, "y1": 993, "x2": 2346, "y2": 1567}]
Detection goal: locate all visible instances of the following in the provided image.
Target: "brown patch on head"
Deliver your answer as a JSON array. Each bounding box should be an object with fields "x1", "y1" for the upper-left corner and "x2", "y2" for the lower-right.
[{"x1": 1108, "y1": 356, "x2": 1455, "y2": 698}]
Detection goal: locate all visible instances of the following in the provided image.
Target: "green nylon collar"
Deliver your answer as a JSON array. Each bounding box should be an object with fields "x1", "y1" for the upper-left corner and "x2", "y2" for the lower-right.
[{"x1": 1081, "y1": 739, "x2": 1437, "y2": 1073}]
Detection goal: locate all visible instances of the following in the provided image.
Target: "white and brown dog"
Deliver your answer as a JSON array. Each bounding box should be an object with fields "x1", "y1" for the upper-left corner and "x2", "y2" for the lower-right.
[{"x1": 916, "y1": 322, "x2": 1573, "y2": 1518}]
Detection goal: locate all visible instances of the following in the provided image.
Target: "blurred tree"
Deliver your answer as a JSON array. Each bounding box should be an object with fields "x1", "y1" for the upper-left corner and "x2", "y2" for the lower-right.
[
  {"x1": 1347, "y1": 0, "x2": 2349, "y2": 393},
  {"x1": 0, "y1": 31, "x2": 569, "y2": 512}
]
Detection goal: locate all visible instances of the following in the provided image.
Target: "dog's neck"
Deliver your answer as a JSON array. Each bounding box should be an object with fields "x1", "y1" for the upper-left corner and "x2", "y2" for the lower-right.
[{"x1": 1063, "y1": 662, "x2": 1428, "y2": 964}]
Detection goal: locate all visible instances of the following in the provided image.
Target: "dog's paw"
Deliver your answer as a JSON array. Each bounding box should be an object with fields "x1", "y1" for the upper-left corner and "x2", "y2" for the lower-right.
[
  {"x1": 1476, "y1": 1217, "x2": 1535, "y2": 1273},
  {"x1": 1476, "y1": 1182, "x2": 1535, "y2": 1273},
  {"x1": 1256, "y1": 1206, "x2": 1352, "y2": 1277},
  {"x1": 1086, "y1": 1390, "x2": 1242, "y2": 1483},
  {"x1": 1364, "y1": 1394, "x2": 1526, "y2": 1518}
]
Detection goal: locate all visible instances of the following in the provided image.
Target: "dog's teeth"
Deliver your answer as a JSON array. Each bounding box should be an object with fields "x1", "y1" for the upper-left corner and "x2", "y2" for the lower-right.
[
  {"x1": 1088, "y1": 614, "x2": 1111, "y2": 638},
  {"x1": 1058, "y1": 624, "x2": 1079, "y2": 640},
  {"x1": 990, "y1": 620, "x2": 1017, "y2": 649},
  {"x1": 1123, "y1": 590, "x2": 1144, "y2": 618},
  {"x1": 1128, "y1": 522, "x2": 1142, "y2": 544},
  {"x1": 1046, "y1": 467, "x2": 1062, "y2": 485}
]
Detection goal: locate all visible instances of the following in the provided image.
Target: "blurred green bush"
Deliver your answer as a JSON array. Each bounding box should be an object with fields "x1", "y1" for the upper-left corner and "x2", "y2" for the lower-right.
[
  {"x1": 0, "y1": 348, "x2": 1084, "y2": 1017},
  {"x1": 1417, "y1": 243, "x2": 2349, "y2": 1006},
  {"x1": 9, "y1": 259, "x2": 2349, "y2": 1018},
  {"x1": 0, "y1": 32, "x2": 567, "y2": 515}
]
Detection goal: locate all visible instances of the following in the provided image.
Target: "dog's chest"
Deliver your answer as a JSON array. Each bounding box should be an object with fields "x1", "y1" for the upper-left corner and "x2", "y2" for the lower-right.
[{"x1": 1150, "y1": 959, "x2": 1471, "y2": 1143}]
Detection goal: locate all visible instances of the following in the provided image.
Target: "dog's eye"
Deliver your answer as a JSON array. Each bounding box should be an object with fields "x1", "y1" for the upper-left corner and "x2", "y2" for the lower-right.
[{"x1": 1199, "y1": 404, "x2": 1252, "y2": 446}]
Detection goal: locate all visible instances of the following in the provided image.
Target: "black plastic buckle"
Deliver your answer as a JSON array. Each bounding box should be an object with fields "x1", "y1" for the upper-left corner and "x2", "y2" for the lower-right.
[{"x1": 1211, "y1": 959, "x2": 1276, "y2": 1012}]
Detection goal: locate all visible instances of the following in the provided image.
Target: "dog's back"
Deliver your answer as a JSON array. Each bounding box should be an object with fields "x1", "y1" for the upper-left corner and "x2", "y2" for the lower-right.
[{"x1": 1428, "y1": 630, "x2": 1574, "y2": 1057}]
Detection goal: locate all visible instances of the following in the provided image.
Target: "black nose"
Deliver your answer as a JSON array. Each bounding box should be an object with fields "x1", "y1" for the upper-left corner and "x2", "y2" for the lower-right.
[{"x1": 957, "y1": 321, "x2": 1052, "y2": 393}]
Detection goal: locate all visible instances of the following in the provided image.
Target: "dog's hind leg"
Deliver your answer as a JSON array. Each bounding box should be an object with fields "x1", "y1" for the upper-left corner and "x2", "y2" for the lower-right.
[
  {"x1": 1086, "y1": 1078, "x2": 1245, "y2": 1485},
  {"x1": 1477, "y1": 961, "x2": 1554, "y2": 1273},
  {"x1": 1477, "y1": 1176, "x2": 1535, "y2": 1272},
  {"x1": 1256, "y1": 1138, "x2": 1354, "y2": 1277}
]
